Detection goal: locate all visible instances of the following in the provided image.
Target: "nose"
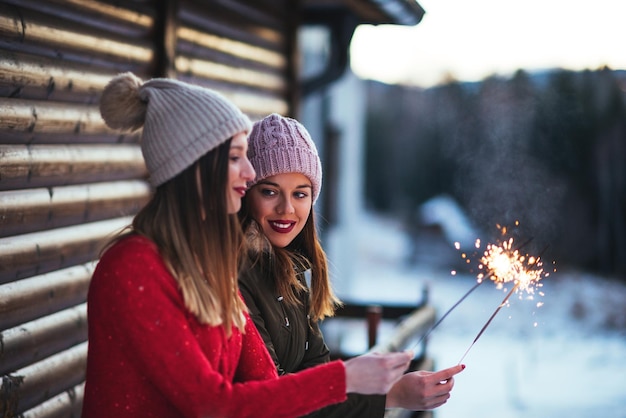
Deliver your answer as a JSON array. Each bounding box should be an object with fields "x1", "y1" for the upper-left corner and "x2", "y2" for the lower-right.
[
  {"x1": 277, "y1": 196, "x2": 295, "y2": 215},
  {"x1": 243, "y1": 157, "x2": 256, "y2": 182}
]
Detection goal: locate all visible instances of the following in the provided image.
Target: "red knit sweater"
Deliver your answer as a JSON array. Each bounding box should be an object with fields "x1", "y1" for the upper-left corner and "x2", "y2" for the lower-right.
[{"x1": 82, "y1": 235, "x2": 346, "y2": 418}]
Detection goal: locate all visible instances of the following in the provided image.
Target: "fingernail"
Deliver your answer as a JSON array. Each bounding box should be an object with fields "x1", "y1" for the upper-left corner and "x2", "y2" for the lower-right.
[{"x1": 461, "y1": 364, "x2": 466, "y2": 370}]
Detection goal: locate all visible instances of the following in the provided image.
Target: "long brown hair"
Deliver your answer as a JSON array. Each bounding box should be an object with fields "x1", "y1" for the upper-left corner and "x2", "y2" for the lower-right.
[
  {"x1": 133, "y1": 139, "x2": 247, "y2": 335},
  {"x1": 239, "y1": 197, "x2": 341, "y2": 321}
]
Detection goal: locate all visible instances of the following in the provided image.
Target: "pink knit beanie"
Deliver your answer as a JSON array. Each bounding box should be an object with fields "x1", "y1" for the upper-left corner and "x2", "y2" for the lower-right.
[{"x1": 247, "y1": 113, "x2": 322, "y2": 204}]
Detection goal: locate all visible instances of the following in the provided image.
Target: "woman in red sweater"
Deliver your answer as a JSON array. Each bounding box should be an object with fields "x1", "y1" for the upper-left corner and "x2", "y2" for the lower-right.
[{"x1": 81, "y1": 73, "x2": 412, "y2": 418}]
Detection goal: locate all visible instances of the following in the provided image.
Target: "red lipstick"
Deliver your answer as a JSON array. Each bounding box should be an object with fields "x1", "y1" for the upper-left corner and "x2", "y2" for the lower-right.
[{"x1": 269, "y1": 220, "x2": 296, "y2": 234}]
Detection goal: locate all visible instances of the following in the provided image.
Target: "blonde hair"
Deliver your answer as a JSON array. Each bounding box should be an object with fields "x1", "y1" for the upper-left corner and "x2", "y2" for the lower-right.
[{"x1": 133, "y1": 141, "x2": 247, "y2": 336}]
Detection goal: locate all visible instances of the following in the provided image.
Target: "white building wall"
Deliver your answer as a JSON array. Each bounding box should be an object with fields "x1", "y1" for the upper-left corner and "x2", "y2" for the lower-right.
[{"x1": 301, "y1": 71, "x2": 366, "y2": 299}]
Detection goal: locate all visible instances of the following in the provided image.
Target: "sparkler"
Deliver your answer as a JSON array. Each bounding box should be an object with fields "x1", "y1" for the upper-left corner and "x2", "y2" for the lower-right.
[
  {"x1": 411, "y1": 231, "x2": 535, "y2": 350},
  {"x1": 456, "y1": 239, "x2": 551, "y2": 364},
  {"x1": 409, "y1": 219, "x2": 556, "y2": 367}
]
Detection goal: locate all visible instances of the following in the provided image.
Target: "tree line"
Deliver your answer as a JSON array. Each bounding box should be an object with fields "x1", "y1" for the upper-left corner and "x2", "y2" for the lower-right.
[{"x1": 364, "y1": 67, "x2": 626, "y2": 278}]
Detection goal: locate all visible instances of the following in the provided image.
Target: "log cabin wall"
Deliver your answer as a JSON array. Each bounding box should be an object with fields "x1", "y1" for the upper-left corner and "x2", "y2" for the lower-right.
[{"x1": 0, "y1": 0, "x2": 295, "y2": 416}]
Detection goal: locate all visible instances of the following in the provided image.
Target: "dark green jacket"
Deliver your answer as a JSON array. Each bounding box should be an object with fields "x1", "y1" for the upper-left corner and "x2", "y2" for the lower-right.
[{"x1": 239, "y1": 260, "x2": 386, "y2": 418}]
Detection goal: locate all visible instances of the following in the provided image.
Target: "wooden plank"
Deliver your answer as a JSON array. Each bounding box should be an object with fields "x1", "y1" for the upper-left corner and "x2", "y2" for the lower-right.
[
  {"x1": 0, "y1": 181, "x2": 150, "y2": 237},
  {"x1": 0, "y1": 304, "x2": 87, "y2": 374},
  {"x1": 21, "y1": 382, "x2": 84, "y2": 418},
  {"x1": 0, "y1": 263, "x2": 93, "y2": 331},
  {"x1": 175, "y1": 55, "x2": 285, "y2": 90},
  {"x1": 0, "y1": 144, "x2": 146, "y2": 190},
  {"x1": 0, "y1": 216, "x2": 132, "y2": 284},
  {"x1": 0, "y1": 4, "x2": 153, "y2": 64},
  {"x1": 0, "y1": 342, "x2": 87, "y2": 416},
  {"x1": 11, "y1": 0, "x2": 154, "y2": 31},
  {"x1": 176, "y1": 24, "x2": 285, "y2": 67},
  {"x1": 168, "y1": 80, "x2": 288, "y2": 120},
  {"x1": 180, "y1": 0, "x2": 286, "y2": 47},
  {"x1": 0, "y1": 99, "x2": 108, "y2": 134},
  {"x1": 0, "y1": 50, "x2": 117, "y2": 101},
  {"x1": 176, "y1": 0, "x2": 291, "y2": 117}
]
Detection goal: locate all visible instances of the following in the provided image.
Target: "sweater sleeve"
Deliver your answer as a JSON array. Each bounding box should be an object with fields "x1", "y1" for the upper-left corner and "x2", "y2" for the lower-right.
[
  {"x1": 88, "y1": 236, "x2": 346, "y2": 418},
  {"x1": 234, "y1": 306, "x2": 282, "y2": 382}
]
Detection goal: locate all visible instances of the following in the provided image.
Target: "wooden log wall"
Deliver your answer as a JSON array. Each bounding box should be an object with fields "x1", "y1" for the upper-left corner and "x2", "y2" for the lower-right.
[{"x1": 0, "y1": 0, "x2": 295, "y2": 416}]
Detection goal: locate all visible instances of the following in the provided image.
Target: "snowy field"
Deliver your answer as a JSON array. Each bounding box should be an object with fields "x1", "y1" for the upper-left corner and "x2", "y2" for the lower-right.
[{"x1": 334, "y1": 213, "x2": 626, "y2": 418}]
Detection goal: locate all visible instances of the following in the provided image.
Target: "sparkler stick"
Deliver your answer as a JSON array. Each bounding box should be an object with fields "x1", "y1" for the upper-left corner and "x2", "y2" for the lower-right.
[
  {"x1": 411, "y1": 278, "x2": 487, "y2": 349},
  {"x1": 457, "y1": 282, "x2": 520, "y2": 364}
]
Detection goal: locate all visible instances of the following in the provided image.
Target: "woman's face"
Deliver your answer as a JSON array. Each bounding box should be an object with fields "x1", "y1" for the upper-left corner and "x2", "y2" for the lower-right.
[
  {"x1": 247, "y1": 173, "x2": 313, "y2": 248},
  {"x1": 227, "y1": 132, "x2": 256, "y2": 214}
]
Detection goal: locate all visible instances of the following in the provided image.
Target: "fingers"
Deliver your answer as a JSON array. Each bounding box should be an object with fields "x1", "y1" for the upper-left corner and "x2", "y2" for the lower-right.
[
  {"x1": 371, "y1": 351, "x2": 413, "y2": 371},
  {"x1": 426, "y1": 374, "x2": 456, "y2": 408},
  {"x1": 434, "y1": 363, "x2": 466, "y2": 382},
  {"x1": 380, "y1": 352, "x2": 413, "y2": 388},
  {"x1": 403, "y1": 364, "x2": 464, "y2": 410},
  {"x1": 375, "y1": 350, "x2": 413, "y2": 363},
  {"x1": 344, "y1": 351, "x2": 413, "y2": 395},
  {"x1": 427, "y1": 393, "x2": 452, "y2": 409},
  {"x1": 390, "y1": 351, "x2": 413, "y2": 369},
  {"x1": 429, "y1": 364, "x2": 466, "y2": 399},
  {"x1": 387, "y1": 370, "x2": 456, "y2": 410},
  {"x1": 436, "y1": 376, "x2": 454, "y2": 391}
]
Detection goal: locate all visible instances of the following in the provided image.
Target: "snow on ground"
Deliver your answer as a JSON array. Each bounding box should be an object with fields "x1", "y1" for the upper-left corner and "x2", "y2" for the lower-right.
[{"x1": 336, "y1": 212, "x2": 626, "y2": 418}]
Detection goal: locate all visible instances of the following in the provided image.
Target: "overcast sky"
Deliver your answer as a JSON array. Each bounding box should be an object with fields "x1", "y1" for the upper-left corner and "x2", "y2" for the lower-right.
[{"x1": 350, "y1": 0, "x2": 626, "y2": 88}]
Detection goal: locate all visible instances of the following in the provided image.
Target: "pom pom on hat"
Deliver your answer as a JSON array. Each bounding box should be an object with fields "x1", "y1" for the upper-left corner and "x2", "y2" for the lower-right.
[
  {"x1": 100, "y1": 72, "x2": 145, "y2": 131},
  {"x1": 99, "y1": 72, "x2": 252, "y2": 187},
  {"x1": 247, "y1": 113, "x2": 322, "y2": 204}
]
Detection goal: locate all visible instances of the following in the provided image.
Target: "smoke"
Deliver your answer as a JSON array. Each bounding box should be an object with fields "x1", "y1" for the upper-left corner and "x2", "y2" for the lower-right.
[{"x1": 441, "y1": 81, "x2": 569, "y2": 256}]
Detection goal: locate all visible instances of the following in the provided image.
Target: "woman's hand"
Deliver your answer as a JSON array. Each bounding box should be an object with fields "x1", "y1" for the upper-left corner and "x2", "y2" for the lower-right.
[
  {"x1": 386, "y1": 364, "x2": 466, "y2": 410},
  {"x1": 344, "y1": 351, "x2": 413, "y2": 394}
]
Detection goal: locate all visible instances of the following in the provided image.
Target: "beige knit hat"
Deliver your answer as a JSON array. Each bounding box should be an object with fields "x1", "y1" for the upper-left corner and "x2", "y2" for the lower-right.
[
  {"x1": 99, "y1": 72, "x2": 251, "y2": 186},
  {"x1": 247, "y1": 113, "x2": 322, "y2": 204}
]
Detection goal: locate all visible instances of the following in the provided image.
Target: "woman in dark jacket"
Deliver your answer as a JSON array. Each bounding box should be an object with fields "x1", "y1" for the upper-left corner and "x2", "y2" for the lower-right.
[{"x1": 239, "y1": 113, "x2": 465, "y2": 417}]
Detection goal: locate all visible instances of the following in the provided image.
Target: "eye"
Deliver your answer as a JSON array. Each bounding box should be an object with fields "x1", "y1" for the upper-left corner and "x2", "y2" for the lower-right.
[
  {"x1": 260, "y1": 188, "x2": 277, "y2": 197},
  {"x1": 294, "y1": 191, "x2": 308, "y2": 199}
]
